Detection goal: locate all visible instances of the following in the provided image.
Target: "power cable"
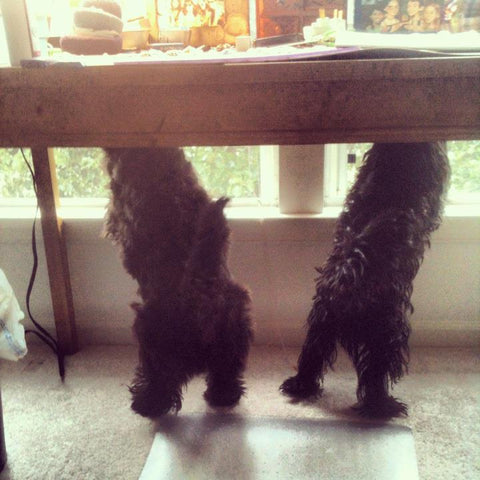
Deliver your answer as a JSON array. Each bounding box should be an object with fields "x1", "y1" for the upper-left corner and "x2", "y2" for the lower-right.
[{"x1": 20, "y1": 148, "x2": 65, "y2": 380}]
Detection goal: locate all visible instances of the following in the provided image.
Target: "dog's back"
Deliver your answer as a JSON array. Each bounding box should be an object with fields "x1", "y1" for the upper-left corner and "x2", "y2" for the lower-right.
[
  {"x1": 321, "y1": 143, "x2": 450, "y2": 306},
  {"x1": 343, "y1": 143, "x2": 450, "y2": 226},
  {"x1": 103, "y1": 147, "x2": 211, "y2": 300}
]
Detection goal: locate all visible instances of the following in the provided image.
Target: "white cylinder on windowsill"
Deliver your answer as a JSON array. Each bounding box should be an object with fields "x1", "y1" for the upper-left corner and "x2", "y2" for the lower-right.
[{"x1": 279, "y1": 145, "x2": 325, "y2": 214}]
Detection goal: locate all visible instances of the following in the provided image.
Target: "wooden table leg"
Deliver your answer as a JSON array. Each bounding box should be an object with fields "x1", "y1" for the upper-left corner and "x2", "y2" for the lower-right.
[{"x1": 31, "y1": 148, "x2": 78, "y2": 355}]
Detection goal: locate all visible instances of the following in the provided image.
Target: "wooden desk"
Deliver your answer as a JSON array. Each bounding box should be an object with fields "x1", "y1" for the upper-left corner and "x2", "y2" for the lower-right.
[{"x1": 1, "y1": 56, "x2": 479, "y2": 353}]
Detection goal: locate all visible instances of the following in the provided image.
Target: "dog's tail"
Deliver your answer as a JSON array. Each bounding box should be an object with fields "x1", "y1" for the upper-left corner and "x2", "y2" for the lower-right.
[{"x1": 187, "y1": 197, "x2": 231, "y2": 280}]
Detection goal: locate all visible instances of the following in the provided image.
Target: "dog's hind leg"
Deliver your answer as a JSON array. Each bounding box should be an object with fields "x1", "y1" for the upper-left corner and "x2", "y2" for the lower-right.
[
  {"x1": 280, "y1": 307, "x2": 337, "y2": 399},
  {"x1": 185, "y1": 198, "x2": 253, "y2": 409},
  {"x1": 129, "y1": 303, "x2": 193, "y2": 418},
  {"x1": 203, "y1": 352, "x2": 247, "y2": 409},
  {"x1": 203, "y1": 297, "x2": 252, "y2": 409},
  {"x1": 348, "y1": 312, "x2": 409, "y2": 418},
  {"x1": 130, "y1": 348, "x2": 186, "y2": 418}
]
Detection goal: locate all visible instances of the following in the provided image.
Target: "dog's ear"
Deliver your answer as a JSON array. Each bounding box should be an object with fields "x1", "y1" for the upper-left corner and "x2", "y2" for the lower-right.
[
  {"x1": 196, "y1": 197, "x2": 231, "y2": 241},
  {"x1": 215, "y1": 196, "x2": 230, "y2": 210}
]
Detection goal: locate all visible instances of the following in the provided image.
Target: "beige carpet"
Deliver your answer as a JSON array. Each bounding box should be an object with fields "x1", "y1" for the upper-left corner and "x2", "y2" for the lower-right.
[{"x1": 0, "y1": 344, "x2": 478, "y2": 480}]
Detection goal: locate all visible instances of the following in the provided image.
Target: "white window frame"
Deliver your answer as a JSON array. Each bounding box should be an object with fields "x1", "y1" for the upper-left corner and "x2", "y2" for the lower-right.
[{"x1": 324, "y1": 144, "x2": 349, "y2": 208}]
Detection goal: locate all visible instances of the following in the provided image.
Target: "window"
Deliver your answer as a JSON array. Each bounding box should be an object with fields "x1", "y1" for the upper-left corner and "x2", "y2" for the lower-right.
[
  {"x1": 324, "y1": 141, "x2": 480, "y2": 207},
  {"x1": 1, "y1": 142, "x2": 479, "y2": 212},
  {"x1": 446, "y1": 140, "x2": 480, "y2": 204},
  {"x1": 0, "y1": 146, "x2": 276, "y2": 206},
  {"x1": 184, "y1": 146, "x2": 279, "y2": 206}
]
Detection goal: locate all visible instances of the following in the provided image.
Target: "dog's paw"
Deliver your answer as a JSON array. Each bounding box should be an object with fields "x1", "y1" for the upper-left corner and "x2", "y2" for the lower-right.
[
  {"x1": 352, "y1": 396, "x2": 408, "y2": 419},
  {"x1": 279, "y1": 375, "x2": 320, "y2": 399},
  {"x1": 204, "y1": 382, "x2": 244, "y2": 408}
]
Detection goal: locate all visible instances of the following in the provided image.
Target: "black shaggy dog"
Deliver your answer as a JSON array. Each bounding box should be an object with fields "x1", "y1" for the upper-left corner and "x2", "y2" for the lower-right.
[
  {"x1": 280, "y1": 143, "x2": 450, "y2": 418},
  {"x1": 104, "y1": 148, "x2": 253, "y2": 418}
]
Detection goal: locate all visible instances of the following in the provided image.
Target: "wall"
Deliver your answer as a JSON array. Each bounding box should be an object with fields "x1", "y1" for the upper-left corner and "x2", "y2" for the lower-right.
[{"x1": 1, "y1": 211, "x2": 479, "y2": 349}]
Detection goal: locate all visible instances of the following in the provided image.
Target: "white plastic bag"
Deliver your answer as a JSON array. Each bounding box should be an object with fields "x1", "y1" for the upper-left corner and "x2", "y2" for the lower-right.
[{"x1": 0, "y1": 269, "x2": 27, "y2": 361}]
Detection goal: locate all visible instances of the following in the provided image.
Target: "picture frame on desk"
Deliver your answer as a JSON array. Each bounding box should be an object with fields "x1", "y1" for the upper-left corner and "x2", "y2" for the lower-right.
[
  {"x1": 255, "y1": 0, "x2": 346, "y2": 37},
  {"x1": 353, "y1": 0, "x2": 479, "y2": 33},
  {"x1": 148, "y1": 0, "x2": 250, "y2": 45}
]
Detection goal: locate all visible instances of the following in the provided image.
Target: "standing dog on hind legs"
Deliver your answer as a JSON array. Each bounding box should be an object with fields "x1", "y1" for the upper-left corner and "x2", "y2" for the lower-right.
[
  {"x1": 104, "y1": 148, "x2": 253, "y2": 418},
  {"x1": 280, "y1": 143, "x2": 450, "y2": 418}
]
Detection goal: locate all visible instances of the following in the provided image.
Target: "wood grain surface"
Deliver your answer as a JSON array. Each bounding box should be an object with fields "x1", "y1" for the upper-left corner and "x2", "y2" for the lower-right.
[{"x1": 1, "y1": 57, "x2": 479, "y2": 148}]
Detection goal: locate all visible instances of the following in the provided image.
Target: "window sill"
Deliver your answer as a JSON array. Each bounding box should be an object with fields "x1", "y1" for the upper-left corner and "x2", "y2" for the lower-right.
[
  {"x1": 0, "y1": 203, "x2": 477, "y2": 219},
  {"x1": 0, "y1": 205, "x2": 478, "y2": 244}
]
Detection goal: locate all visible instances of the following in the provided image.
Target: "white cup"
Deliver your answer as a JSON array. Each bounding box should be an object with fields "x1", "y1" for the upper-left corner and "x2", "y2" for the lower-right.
[
  {"x1": 316, "y1": 18, "x2": 334, "y2": 35},
  {"x1": 303, "y1": 26, "x2": 314, "y2": 41},
  {"x1": 235, "y1": 35, "x2": 251, "y2": 52}
]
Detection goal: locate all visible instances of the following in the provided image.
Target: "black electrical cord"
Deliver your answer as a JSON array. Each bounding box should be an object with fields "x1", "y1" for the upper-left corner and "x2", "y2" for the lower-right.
[{"x1": 20, "y1": 148, "x2": 65, "y2": 380}]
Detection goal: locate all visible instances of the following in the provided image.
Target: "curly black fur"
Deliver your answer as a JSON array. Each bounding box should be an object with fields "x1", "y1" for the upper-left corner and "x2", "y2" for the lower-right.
[
  {"x1": 280, "y1": 142, "x2": 450, "y2": 418},
  {"x1": 104, "y1": 148, "x2": 253, "y2": 418}
]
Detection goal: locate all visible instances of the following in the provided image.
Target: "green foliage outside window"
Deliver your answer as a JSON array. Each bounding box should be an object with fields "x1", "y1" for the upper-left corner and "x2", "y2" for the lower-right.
[
  {"x1": 0, "y1": 148, "x2": 35, "y2": 198},
  {"x1": 184, "y1": 146, "x2": 260, "y2": 199},
  {"x1": 0, "y1": 146, "x2": 260, "y2": 200},
  {"x1": 447, "y1": 141, "x2": 480, "y2": 194}
]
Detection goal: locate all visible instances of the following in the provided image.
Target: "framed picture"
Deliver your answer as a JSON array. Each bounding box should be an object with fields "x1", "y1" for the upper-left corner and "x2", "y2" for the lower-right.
[
  {"x1": 353, "y1": 0, "x2": 478, "y2": 33},
  {"x1": 256, "y1": 0, "x2": 346, "y2": 37},
  {"x1": 149, "y1": 0, "x2": 250, "y2": 44}
]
